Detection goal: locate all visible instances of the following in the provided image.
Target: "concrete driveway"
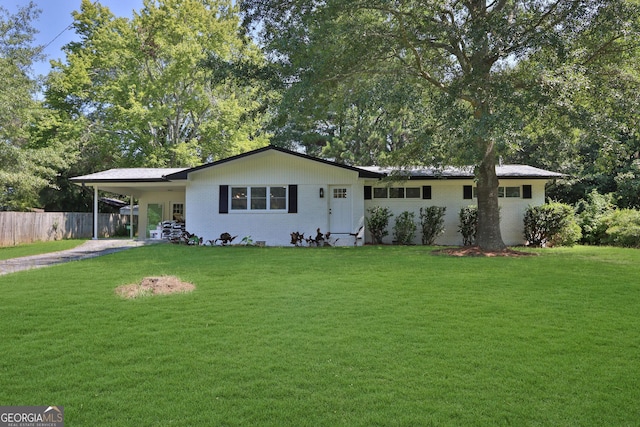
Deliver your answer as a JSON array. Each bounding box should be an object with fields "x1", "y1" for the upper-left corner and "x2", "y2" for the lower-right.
[{"x1": 0, "y1": 239, "x2": 159, "y2": 275}]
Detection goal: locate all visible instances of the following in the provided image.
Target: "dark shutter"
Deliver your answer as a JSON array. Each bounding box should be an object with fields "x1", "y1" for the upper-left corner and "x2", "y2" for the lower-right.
[
  {"x1": 422, "y1": 185, "x2": 432, "y2": 200},
  {"x1": 288, "y1": 185, "x2": 298, "y2": 213},
  {"x1": 463, "y1": 185, "x2": 473, "y2": 200},
  {"x1": 219, "y1": 185, "x2": 229, "y2": 214},
  {"x1": 364, "y1": 186, "x2": 372, "y2": 200},
  {"x1": 523, "y1": 185, "x2": 532, "y2": 199}
]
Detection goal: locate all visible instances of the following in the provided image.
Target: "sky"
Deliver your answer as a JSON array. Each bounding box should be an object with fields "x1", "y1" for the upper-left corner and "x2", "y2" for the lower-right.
[{"x1": 5, "y1": 0, "x2": 145, "y2": 76}]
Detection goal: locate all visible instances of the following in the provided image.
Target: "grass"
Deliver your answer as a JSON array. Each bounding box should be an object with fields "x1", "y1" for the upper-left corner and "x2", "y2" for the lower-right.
[
  {"x1": 1, "y1": 244, "x2": 639, "y2": 426},
  {"x1": 0, "y1": 239, "x2": 87, "y2": 260}
]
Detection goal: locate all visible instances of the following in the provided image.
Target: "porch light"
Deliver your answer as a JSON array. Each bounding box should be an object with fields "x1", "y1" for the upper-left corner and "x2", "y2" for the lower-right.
[{"x1": 319, "y1": 188, "x2": 324, "y2": 198}]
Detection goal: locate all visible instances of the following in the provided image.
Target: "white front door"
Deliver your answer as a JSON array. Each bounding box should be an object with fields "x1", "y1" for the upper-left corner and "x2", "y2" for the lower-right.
[{"x1": 329, "y1": 186, "x2": 352, "y2": 233}]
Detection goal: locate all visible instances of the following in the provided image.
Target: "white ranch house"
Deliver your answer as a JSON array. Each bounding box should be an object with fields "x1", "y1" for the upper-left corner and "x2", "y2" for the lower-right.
[{"x1": 71, "y1": 146, "x2": 562, "y2": 246}]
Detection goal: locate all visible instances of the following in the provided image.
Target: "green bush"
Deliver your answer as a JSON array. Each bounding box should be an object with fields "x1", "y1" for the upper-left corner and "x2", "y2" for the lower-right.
[
  {"x1": 420, "y1": 206, "x2": 446, "y2": 245},
  {"x1": 524, "y1": 202, "x2": 581, "y2": 247},
  {"x1": 366, "y1": 206, "x2": 393, "y2": 244},
  {"x1": 393, "y1": 211, "x2": 417, "y2": 245},
  {"x1": 575, "y1": 190, "x2": 615, "y2": 245},
  {"x1": 458, "y1": 206, "x2": 477, "y2": 246},
  {"x1": 601, "y1": 209, "x2": 640, "y2": 248}
]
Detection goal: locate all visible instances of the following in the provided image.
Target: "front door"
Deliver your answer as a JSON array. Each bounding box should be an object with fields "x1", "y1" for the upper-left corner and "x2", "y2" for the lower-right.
[
  {"x1": 329, "y1": 186, "x2": 352, "y2": 233},
  {"x1": 146, "y1": 203, "x2": 163, "y2": 238}
]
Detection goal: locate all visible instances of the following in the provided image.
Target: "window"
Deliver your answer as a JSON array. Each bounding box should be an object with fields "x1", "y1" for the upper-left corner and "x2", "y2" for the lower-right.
[
  {"x1": 389, "y1": 188, "x2": 404, "y2": 198},
  {"x1": 231, "y1": 186, "x2": 287, "y2": 211},
  {"x1": 172, "y1": 203, "x2": 184, "y2": 221},
  {"x1": 333, "y1": 188, "x2": 347, "y2": 199},
  {"x1": 270, "y1": 186, "x2": 287, "y2": 209},
  {"x1": 374, "y1": 188, "x2": 388, "y2": 199},
  {"x1": 472, "y1": 186, "x2": 521, "y2": 198},
  {"x1": 505, "y1": 186, "x2": 520, "y2": 198},
  {"x1": 406, "y1": 188, "x2": 421, "y2": 198},
  {"x1": 231, "y1": 187, "x2": 248, "y2": 210},
  {"x1": 374, "y1": 187, "x2": 421, "y2": 199}
]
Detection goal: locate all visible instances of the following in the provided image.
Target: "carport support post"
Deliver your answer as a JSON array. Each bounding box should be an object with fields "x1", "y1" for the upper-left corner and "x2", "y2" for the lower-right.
[
  {"x1": 93, "y1": 185, "x2": 99, "y2": 240},
  {"x1": 129, "y1": 195, "x2": 134, "y2": 239}
]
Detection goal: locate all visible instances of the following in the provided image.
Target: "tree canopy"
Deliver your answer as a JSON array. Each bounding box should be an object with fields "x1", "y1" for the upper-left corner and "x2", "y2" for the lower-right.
[
  {"x1": 46, "y1": 0, "x2": 272, "y2": 170},
  {"x1": 243, "y1": 0, "x2": 640, "y2": 250},
  {"x1": 0, "y1": 2, "x2": 74, "y2": 211}
]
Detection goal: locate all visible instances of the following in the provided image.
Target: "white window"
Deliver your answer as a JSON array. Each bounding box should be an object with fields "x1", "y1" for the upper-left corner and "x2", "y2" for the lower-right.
[
  {"x1": 474, "y1": 186, "x2": 521, "y2": 198},
  {"x1": 231, "y1": 186, "x2": 287, "y2": 211},
  {"x1": 405, "y1": 188, "x2": 421, "y2": 198},
  {"x1": 333, "y1": 188, "x2": 347, "y2": 199},
  {"x1": 172, "y1": 203, "x2": 184, "y2": 221},
  {"x1": 374, "y1": 188, "x2": 388, "y2": 198},
  {"x1": 375, "y1": 187, "x2": 421, "y2": 199},
  {"x1": 504, "y1": 186, "x2": 521, "y2": 198}
]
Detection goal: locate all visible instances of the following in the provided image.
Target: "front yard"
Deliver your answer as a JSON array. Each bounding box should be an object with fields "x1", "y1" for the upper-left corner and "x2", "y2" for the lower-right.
[{"x1": 1, "y1": 245, "x2": 638, "y2": 425}]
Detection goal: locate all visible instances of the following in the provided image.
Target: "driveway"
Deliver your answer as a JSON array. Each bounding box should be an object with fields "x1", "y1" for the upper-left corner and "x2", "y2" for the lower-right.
[{"x1": 0, "y1": 239, "x2": 160, "y2": 275}]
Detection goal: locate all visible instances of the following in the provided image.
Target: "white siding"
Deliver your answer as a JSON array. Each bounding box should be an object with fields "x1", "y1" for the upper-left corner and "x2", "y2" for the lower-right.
[
  {"x1": 185, "y1": 150, "x2": 364, "y2": 246},
  {"x1": 364, "y1": 179, "x2": 548, "y2": 246}
]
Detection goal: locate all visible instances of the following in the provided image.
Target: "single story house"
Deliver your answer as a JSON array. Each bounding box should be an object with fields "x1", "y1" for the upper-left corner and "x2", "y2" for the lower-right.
[{"x1": 71, "y1": 145, "x2": 562, "y2": 246}]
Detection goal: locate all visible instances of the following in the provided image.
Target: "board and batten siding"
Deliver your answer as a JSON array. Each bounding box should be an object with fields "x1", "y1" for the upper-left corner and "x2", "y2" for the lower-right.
[
  {"x1": 363, "y1": 179, "x2": 547, "y2": 246},
  {"x1": 184, "y1": 150, "x2": 366, "y2": 246}
]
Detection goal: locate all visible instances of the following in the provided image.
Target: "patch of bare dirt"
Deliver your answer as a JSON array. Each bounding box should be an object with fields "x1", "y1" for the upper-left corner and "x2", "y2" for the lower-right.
[
  {"x1": 432, "y1": 246, "x2": 537, "y2": 257},
  {"x1": 115, "y1": 276, "x2": 195, "y2": 299}
]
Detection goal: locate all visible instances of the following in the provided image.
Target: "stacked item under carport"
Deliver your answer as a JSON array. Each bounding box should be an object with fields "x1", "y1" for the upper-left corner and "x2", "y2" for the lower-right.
[{"x1": 161, "y1": 221, "x2": 185, "y2": 241}]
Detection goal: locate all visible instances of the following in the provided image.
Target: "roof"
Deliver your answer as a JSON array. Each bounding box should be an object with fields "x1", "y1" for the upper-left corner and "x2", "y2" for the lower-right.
[
  {"x1": 359, "y1": 165, "x2": 563, "y2": 180},
  {"x1": 164, "y1": 146, "x2": 384, "y2": 180},
  {"x1": 70, "y1": 168, "x2": 188, "y2": 183},
  {"x1": 69, "y1": 147, "x2": 562, "y2": 184}
]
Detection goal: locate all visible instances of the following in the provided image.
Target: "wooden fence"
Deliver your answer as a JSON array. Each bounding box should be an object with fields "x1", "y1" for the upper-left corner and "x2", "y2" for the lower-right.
[{"x1": 0, "y1": 212, "x2": 134, "y2": 247}]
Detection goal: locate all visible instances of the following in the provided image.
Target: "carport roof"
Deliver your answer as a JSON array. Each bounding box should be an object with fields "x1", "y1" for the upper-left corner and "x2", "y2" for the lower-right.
[{"x1": 70, "y1": 168, "x2": 188, "y2": 183}]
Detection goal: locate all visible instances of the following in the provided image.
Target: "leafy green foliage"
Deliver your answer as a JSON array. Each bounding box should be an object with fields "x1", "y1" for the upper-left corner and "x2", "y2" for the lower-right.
[
  {"x1": 243, "y1": 0, "x2": 639, "y2": 251},
  {"x1": 46, "y1": 0, "x2": 271, "y2": 169},
  {"x1": 366, "y1": 206, "x2": 392, "y2": 244},
  {"x1": 524, "y1": 203, "x2": 581, "y2": 247},
  {"x1": 419, "y1": 206, "x2": 446, "y2": 246},
  {"x1": 392, "y1": 211, "x2": 416, "y2": 245},
  {"x1": 458, "y1": 206, "x2": 478, "y2": 247},
  {"x1": 0, "y1": 2, "x2": 74, "y2": 210},
  {"x1": 600, "y1": 209, "x2": 640, "y2": 248},
  {"x1": 576, "y1": 190, "x2": 616, "y2": 245}
]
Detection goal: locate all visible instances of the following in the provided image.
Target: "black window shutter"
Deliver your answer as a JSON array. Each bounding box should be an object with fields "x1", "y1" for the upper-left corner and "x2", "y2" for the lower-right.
[
  {"x1": 219, "y1": 185, "x2": 229, "y2": 214},
  {"x1": 523, "y1": 185, "x2": 532, "y2": 199},
  {"x1": 364, "y1": 186, "x2": 372, "y2": 200},
  {"x1": 463, "y1": 185, "x2": 473, "y2": 200},
  {"x1": 288, "y1": 185, "x2": 298, "y2": 213},
  {"x1": 422, "y1": 185, "x2": 432, "y2": 200}
]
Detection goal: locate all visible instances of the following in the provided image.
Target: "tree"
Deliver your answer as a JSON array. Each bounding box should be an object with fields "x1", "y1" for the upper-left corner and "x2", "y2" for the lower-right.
[
  {"x1": 243, "y1": 0, "x2": 640, "y2": 251},
  {"x1": 505, "y1": 3, "x2": 640, "y2": 208},
  {"x1": 0, "y1": 2, "x2": 73, "y2": 210},
  {"x1": 46, "y1": 0, "x2": 271, "y2": 169}
]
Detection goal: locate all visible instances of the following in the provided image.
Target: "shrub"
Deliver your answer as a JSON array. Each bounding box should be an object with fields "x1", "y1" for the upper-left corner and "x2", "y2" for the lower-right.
[
  {"x1": 393, "y1": 211, "x2": 417, "y2": 245},
  {"x1": 420, "y1": 206, "x2": 446, "y2": 245},
  {"x1": 366, "y1": 206, "x2": 393, "y2": 244},
  {"x1": 524, "y1": 202, "x2": 581, "y2": 247},
  {"x1": 601, "y1": 209, "x2": 640, "y2": 248},
  {"x1": 458, "y1": 206, "x2": 477, "y2": 246},
  {"x1": 575, "y1": 190, "x2": 615, "y2": 245}
]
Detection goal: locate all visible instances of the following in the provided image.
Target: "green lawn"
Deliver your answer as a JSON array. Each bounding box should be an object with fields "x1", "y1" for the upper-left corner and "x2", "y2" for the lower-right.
[
  {"x1": 1, "y1": 245, "x2": 639, "y2": 426},
  {"x1": 0, "y1": 239, "x2": 87, "y2": 260}
]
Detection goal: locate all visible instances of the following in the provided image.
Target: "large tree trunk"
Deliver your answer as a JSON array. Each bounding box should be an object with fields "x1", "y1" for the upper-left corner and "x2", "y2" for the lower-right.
[{"x1": 475, "y1": 139, "x2": 507, "y2": 252}]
